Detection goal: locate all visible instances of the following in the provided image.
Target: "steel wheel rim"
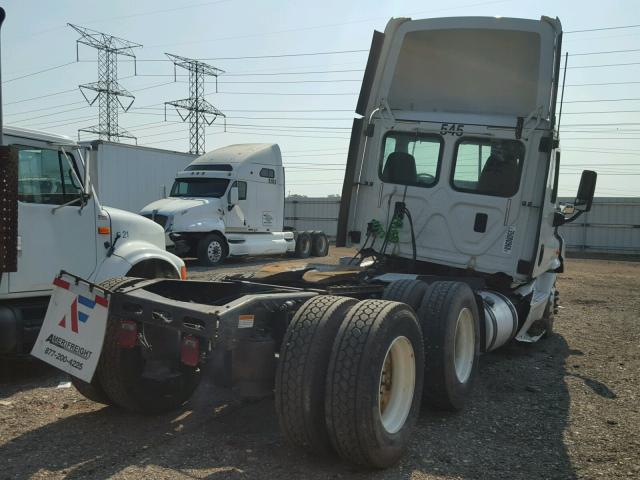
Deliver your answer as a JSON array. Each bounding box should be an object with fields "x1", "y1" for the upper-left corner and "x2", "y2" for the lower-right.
[
  {"x1": 454, "y1": 307, "x2": 475, "y2": 384},
  {"x1": 207, "y1": 240, "x2": 222, "y2": 263},
  {"x1": 378, "y1": 335, "x2": 416, "y2": 434}
]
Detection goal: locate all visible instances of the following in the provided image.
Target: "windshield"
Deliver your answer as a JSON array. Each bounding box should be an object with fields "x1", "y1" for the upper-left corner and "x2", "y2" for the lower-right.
[{"x1": 170, "y1": 178, "x2": 230, "y2": 198}]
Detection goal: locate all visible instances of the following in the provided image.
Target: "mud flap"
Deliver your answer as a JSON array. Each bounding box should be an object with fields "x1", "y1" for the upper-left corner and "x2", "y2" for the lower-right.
[{"x1": 31, "y1": 273, "x2": 110, "y2": 382}]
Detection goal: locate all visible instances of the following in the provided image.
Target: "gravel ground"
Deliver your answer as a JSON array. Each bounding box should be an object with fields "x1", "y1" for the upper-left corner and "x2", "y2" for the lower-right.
[{"x1": 0, "y1": 251, "x2": 638, "y2": 479}]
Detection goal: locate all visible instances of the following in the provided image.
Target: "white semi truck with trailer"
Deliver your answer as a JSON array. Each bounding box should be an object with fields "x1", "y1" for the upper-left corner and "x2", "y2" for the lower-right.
[
  {"x1": 26, "y1": 15, "x2": 597, "y2": 469},
  {"x1": 140, "y1": 143, "x2": 329, "y2": 265}
]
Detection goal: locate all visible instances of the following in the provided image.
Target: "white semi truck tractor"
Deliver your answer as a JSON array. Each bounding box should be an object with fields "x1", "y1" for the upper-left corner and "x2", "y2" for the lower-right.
[
  {"x1": 140, "y1": 143, "x2": 329, "y2": 266},
  {"x1": 31, "y1": 15, "x2": 597, "y2": 470}
]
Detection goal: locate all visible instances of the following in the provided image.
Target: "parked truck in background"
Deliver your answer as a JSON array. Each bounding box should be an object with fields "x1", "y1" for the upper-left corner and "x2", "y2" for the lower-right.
[
  {"x1": 80, "y1": 140, "x2": 196, "y2": 213},
  {"x1": 140, "y1": 143, "x2": 329, "y2": 265},
  {"x1": 0, "y1": 126, "x2": 186, "y2": 356}
]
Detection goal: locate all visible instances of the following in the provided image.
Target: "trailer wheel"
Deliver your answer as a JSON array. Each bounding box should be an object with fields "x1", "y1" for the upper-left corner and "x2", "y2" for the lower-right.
[
  {"x1": 197, "y1": 233, "x2": 228, "y2": 266},
  {"x1": 294, "y1": 231, "x2": 311, "y2": 258},
  {"x1": 382, "y1": 279, "x2": 429, "y2": 311},
  {"x1": 310, "y1": 231, "x2": 329, "y2": 257},
  {"x1": 417, "y1": 281, "x2": 480, "y2": 411},
  {"x1": 275, "y1": 295, "x2": 358, "y2": 454},
  {"x1": 325, "y1": 300, "x2": 424, "y2": 468},
  {"x1": 95, "y1": 277, "x2": 202, "y2": 414},
  {"x1": 70, "y1": 276, "x2": 141, "y2": 406}
]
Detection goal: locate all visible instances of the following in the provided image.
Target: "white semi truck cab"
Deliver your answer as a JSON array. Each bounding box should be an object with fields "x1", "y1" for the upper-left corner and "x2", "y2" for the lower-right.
[
  {"x1": 141, "y1": 143, "x2": 329, "y2": 265},
  {"x1": 0, "y1": 126, "x2": 185, "y2": 355}
]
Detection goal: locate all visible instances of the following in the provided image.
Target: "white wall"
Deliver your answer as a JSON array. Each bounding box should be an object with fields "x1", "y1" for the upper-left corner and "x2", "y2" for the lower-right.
[
  {"x1": 558, "y1": 197, "x2": 640, "y2": 254},
  {"x1": 284, "y1": 197, "x2": 341, "y2": 238}
]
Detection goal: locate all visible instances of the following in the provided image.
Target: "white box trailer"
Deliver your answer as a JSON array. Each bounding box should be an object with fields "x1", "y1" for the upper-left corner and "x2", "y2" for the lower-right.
[{"x1": 81, "y1": 140, "x2": 196, "y2": 214}]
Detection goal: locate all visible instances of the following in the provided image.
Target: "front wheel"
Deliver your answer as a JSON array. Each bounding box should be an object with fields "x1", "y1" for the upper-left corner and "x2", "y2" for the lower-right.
[
  {"x1": 197, "y1": 233, "x2": 228, "y2": 266},
  {"x1": 325, "y1": 300, "x2": 424, "y2": 468}
]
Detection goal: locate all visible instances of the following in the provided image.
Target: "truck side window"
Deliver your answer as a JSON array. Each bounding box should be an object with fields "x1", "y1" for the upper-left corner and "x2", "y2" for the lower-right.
[
  {"x1": 379, "y1": 131, "x2": 442, "y2": 187},
  {"x1": 232, "y1": 180, "x2": 247, "y2": 200},
  {"x1": 17, "y1": 146, "x2": 82, "y2": 205},
  {"x1": 451, "y1": 138, "x2": 525, "y2": 198},
  {"x1": 259, "y1": 168, "x2": 275, "y2": 179}
]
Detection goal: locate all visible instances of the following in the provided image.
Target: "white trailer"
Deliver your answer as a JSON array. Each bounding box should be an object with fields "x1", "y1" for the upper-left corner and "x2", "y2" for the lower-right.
[
  {"x1": 140, "y1": 143, "x2": 329, "y2": 265},
  {"x1": 80, "y1": 140, "x2": 196, "y2": 213}
]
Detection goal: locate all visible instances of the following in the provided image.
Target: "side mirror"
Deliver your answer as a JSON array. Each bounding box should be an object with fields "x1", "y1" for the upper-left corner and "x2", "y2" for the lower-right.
[
  {"x1": 575, "y1": 170, "x2": 597, "y2": 212},
  {"x1": 228, "y1": 185, "x2": 239, "y2": 206}
]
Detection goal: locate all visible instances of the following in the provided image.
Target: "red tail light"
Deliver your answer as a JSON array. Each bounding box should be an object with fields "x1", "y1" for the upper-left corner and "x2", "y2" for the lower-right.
[
  {"x1": 117, "y1": 320, "x2": 138, "y2": 349},
  {"x1": 180, "y1": 335, "x2": 200, "y2": 367}
]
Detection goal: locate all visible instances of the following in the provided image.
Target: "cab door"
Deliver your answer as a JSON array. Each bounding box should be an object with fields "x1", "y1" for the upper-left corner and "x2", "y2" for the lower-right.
[
  {"x1": 8, "y1": 145, "x2": 98, "y2": 293},
  {"x1": 225, "y1": 179, "x2": 250, "y2": 232}
]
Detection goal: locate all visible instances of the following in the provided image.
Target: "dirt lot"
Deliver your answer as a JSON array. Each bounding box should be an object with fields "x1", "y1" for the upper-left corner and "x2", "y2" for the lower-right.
[{"x1": 1, "y1": 250, "x2": 639, "y2": 479}]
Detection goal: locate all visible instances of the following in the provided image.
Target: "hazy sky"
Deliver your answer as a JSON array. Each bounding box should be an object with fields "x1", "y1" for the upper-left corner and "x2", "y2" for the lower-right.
[{"x1": 2, "y1": 0, "x2": 639, "y2": 197}]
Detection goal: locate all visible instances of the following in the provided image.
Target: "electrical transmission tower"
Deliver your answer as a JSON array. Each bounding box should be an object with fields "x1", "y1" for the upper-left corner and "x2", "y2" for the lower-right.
[
  {"x1": 164, "y1": 53, "x2": 225, "y2": 154},
  {"x1": 69, "y1": 24, "x2": 142, "y2": 142}
]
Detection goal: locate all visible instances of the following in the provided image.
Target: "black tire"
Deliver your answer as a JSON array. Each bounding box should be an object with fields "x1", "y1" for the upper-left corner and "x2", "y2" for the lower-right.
[
  {"x1": 96, "y1": 277, "x2": 202, "y2": 414},
  {"x1": 70, "y1": 277, "x2": 141, "y2": 406},
  {"x1": 197, "y1": 233, "x2": 228, "y2": 266},
  {"x1": 325, "y1": 300, "x2": 425, "y2": 468},
  {"x1": 310, "y1": 231, "x2": 329, "y2": 257},
  {"x1": 382, "y1": 279, "x2": 429, "y2": 311},
  {"x1": 294, "y1": 231, "x2": 311, "y2": 259},
  {"x1": 207, "y1": 270, "x2": 256, "y2": 282},
  {"x1": 70, "y1": 377, "x2": 112, "y2": 405},
  {"x1": 417, "y1": 281, "x2": 480, "y2": 411},
  {"x1": 275, "y1": 295, "x2": 358, "y2": 454}
]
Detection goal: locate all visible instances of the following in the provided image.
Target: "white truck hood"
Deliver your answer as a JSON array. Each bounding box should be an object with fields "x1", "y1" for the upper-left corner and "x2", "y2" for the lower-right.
[
  {"x1": 141, "y1": 197, "x2": 213, "y2": 215},
  {"x1": 103, "y1": 206, "x2": 166, "y2": 250}
]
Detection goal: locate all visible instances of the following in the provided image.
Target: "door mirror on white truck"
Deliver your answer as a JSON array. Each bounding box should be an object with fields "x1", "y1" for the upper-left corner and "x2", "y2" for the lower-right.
[
  {"x1": 553, "y1": 170, "x2": 597, "y2": 227},
  {"x1": 575, "y1": 170, "x2": 597, "y2": 213},
  {"x1": 228, "y1": 185, "x2": 239, "y2": 208}
]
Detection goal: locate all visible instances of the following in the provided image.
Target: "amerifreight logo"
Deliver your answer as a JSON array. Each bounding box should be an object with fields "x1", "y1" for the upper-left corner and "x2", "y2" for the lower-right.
[{"x1": 53, "y1": 277, "x2": 109, "y2": 334}]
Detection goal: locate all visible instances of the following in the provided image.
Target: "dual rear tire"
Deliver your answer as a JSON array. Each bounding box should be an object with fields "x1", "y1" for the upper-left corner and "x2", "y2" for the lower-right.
[{"x1": 275, "y1": 296, "x2": 425, "y2": 468}]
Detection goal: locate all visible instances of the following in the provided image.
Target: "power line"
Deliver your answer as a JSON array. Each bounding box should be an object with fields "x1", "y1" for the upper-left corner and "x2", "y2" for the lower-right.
[
  {"x1": 2, "y1": 61, "x2": 77, "y2": 84},
  {"x1": 568, "y1": 48, "x2": 640, "y2": 56},
  {"x1": 5, "y1": 88, "x2": 78, "y2": 106},
  {"x1": 565, "y1": 24, "x2": 640, "y2": 34},
  {"x1": 566, "y1": 62, "x2": 640, "y2": 69}
]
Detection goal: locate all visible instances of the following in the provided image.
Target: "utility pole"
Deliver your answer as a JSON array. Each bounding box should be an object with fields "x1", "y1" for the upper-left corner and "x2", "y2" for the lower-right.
[
  {"x1": 164, "y1": 53, "x2": 225, "y2": 154},
  {"x1": 69, "y1": 24, "x2": 142, "y2": 142}
]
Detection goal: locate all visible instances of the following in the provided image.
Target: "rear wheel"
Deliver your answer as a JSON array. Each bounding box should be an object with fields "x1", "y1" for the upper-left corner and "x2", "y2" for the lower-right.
[
  {"x1": 417, "y1": 281, "x2": 480, "y2": 411},
  {"x1": 294, "y1": 231, "x2": 311, "y2": 259},
  {"x1": 70, "y1": 277, "x2": 140, "y2": 406},
  {"x1": 325, "y1": 300, "x2": 424, "y2": 468},
  {"x1": 197, "y1": 233, "x2": 227, "y2": 266},
  {"x1": 275, "y1": 295, "x2": 358, "y2": 454},
  {"x1": 382, "y1": 279, "x2": 429, "y2": 311},
  {"x1": 310, "y1": 231, "x2": 329, "y2": 257},
  {"x1": 95, "y1": 278, "x2": 202, "y2": 414}
]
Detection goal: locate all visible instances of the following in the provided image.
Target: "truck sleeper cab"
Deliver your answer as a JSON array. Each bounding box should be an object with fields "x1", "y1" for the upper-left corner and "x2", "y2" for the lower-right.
[{"x1": 141, "y1": 143, "x2": 329, "y2": 266}]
